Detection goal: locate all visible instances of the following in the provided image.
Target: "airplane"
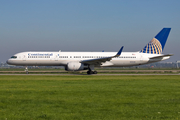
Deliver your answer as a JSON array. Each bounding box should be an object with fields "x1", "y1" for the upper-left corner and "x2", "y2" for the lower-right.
[{"x1": 7, "y1": 28, "x2": 173, "y2": 74}]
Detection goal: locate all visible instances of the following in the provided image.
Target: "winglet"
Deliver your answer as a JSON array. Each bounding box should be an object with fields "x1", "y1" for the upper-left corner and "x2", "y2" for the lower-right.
[{"x1": 114, "y1": 46, "x2": 124, "y2": 57}]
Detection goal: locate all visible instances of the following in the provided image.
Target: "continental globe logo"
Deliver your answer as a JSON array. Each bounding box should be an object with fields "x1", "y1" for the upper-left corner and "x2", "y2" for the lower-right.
[{"x1": 140, "y1": 38, "x2": 162, "y2": 54}]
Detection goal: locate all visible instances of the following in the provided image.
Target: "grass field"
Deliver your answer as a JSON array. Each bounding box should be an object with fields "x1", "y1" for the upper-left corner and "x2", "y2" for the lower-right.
[{"x1": 0, "y1": 75, "x2": 180, "y2": 120}]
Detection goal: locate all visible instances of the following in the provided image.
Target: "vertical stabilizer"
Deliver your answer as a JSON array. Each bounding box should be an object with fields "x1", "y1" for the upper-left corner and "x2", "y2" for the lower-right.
[{"x1": 140, "y1": 28, "x2": 171, "y2": 54}]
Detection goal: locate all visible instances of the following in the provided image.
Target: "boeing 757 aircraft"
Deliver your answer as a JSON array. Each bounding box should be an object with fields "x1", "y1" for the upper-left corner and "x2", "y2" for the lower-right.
[{"x1": 7, "y1": 28, "x2": 173, "y2": 74}]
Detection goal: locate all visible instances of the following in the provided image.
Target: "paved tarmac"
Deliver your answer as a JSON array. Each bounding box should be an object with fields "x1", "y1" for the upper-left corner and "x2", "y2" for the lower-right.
[{"x1": 0, "y1": 74, "x2": 180, "y2": 76}]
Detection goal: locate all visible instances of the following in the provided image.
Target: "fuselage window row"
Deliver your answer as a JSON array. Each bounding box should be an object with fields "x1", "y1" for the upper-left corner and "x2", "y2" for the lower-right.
[
  {"x1": 59, "y1": 56, "x2": 68, "y2": 58},
  {"x1": 27, "y1": 55, "x2": 136, "y2": 59},
  {"x1": 58, "y1": 56, "x2": 136, "y2": 59},
  {"x1": 28, "y1": 56, "x2": 50, "y2": 58}
]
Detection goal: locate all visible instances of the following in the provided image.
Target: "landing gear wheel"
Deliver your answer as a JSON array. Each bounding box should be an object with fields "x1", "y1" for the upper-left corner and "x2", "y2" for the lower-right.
[
  {"x1": 87, "y1": 71, "x2": 94, "y2": 74},
  {"x1": 87, "y1": 71, "x2": 97, "y2": 74},
  {"x1": 25, "y1": 66, "x2": 29, "y2": 74}
]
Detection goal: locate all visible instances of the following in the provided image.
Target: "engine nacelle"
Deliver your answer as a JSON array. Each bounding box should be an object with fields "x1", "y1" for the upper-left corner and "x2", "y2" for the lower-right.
[{"x1": 65, "y1": 62, "x2": 88, "y2": 71}]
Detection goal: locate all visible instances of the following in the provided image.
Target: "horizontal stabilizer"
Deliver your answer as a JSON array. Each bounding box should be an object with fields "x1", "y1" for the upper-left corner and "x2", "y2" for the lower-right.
[{"x1": 149, "y1": 54, "x2": 173, "y2": 59}]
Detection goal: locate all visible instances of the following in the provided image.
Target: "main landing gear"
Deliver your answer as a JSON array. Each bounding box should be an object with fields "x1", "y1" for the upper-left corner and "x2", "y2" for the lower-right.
[
  {"x1": 87, "y1": 65, "x2": 97, "y2": 74},
  {"x1": 87, "y1": 70, "x2": 97, "y2": 74}
]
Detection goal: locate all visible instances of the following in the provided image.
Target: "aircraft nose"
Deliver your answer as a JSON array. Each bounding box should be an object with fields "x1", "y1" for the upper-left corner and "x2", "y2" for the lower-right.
[
  {"x1": 6, "y1": 59, "x2": 12, "y2": 65},
  {"x1": 6, "y1": 60, "x2": 9, "y2": 64}
]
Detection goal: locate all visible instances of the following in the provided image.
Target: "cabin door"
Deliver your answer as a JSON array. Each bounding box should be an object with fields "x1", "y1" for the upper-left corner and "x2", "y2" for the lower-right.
[
  {"x1": 54, "y1": 53, "x2": 58, "y2": 61},
  {"x1": 23, "y1": 55, "x2": 26, "y2": 61}
]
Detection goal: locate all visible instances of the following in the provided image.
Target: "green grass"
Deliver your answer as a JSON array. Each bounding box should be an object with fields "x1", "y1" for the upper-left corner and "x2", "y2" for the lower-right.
[{"x1": 0, "y1": 75, "x2": 180, "y2": 120}]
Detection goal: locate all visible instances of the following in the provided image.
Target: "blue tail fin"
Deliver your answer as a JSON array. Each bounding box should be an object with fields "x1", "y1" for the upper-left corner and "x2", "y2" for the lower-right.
[{"x1": 140, "y1": 28, "x2": 171, "y2": 54}]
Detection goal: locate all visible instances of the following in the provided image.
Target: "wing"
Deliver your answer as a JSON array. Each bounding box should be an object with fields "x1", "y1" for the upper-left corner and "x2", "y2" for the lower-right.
[
  {"x1": 80, "y1": 46, "x2": 124, "y2": 65},
  {"x1": 149, "y1": 54, "x2": 173, "y2": 59}
]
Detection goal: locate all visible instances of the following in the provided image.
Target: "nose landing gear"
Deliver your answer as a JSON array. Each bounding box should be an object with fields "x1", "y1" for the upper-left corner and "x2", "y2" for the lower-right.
[
  {"x1": 87, "y1": 65, "x2": 97, "y2": 74},
  {"x1": 25, "y1": 66, "x2": 29, "y2": 74}
]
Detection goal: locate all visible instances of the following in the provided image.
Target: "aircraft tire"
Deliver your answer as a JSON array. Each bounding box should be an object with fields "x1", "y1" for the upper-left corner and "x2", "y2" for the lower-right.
[{"x1": 87, "y1": 71, "x2": 94, "y2": 74}]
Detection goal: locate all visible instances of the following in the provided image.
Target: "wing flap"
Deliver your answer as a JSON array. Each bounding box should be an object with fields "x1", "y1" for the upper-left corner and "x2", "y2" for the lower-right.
[{"x1": 80, "y1": 57, "x2": 112, "y2": 65}]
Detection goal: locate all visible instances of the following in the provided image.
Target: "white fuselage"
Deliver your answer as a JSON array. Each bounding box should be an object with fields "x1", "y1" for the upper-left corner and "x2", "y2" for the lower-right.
[{"x1": 7, "y1": 51, "x2": 170, "y2": 67}]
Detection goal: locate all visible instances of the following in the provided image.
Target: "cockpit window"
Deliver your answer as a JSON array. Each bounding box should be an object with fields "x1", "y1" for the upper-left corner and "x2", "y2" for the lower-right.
[{"x1": 11, "y1": 56, "x2": 17, "y2": 59}]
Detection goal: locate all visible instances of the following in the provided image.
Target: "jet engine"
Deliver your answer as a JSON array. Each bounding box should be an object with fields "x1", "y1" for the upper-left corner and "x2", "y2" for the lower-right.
[{"x1": 65, "y1": 62, "x2": 88, "y2": 71}]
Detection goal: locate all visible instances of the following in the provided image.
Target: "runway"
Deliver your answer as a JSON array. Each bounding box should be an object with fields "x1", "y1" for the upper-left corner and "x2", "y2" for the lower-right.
[{"x1": 0, "y1": 74, "x2": 180, "y2": 76}]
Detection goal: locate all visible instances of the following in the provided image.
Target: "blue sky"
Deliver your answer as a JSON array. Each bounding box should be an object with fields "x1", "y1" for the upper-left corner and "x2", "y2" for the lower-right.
[{"x1": 1, "y1": 0, "x2": 180, "y2": 62}]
